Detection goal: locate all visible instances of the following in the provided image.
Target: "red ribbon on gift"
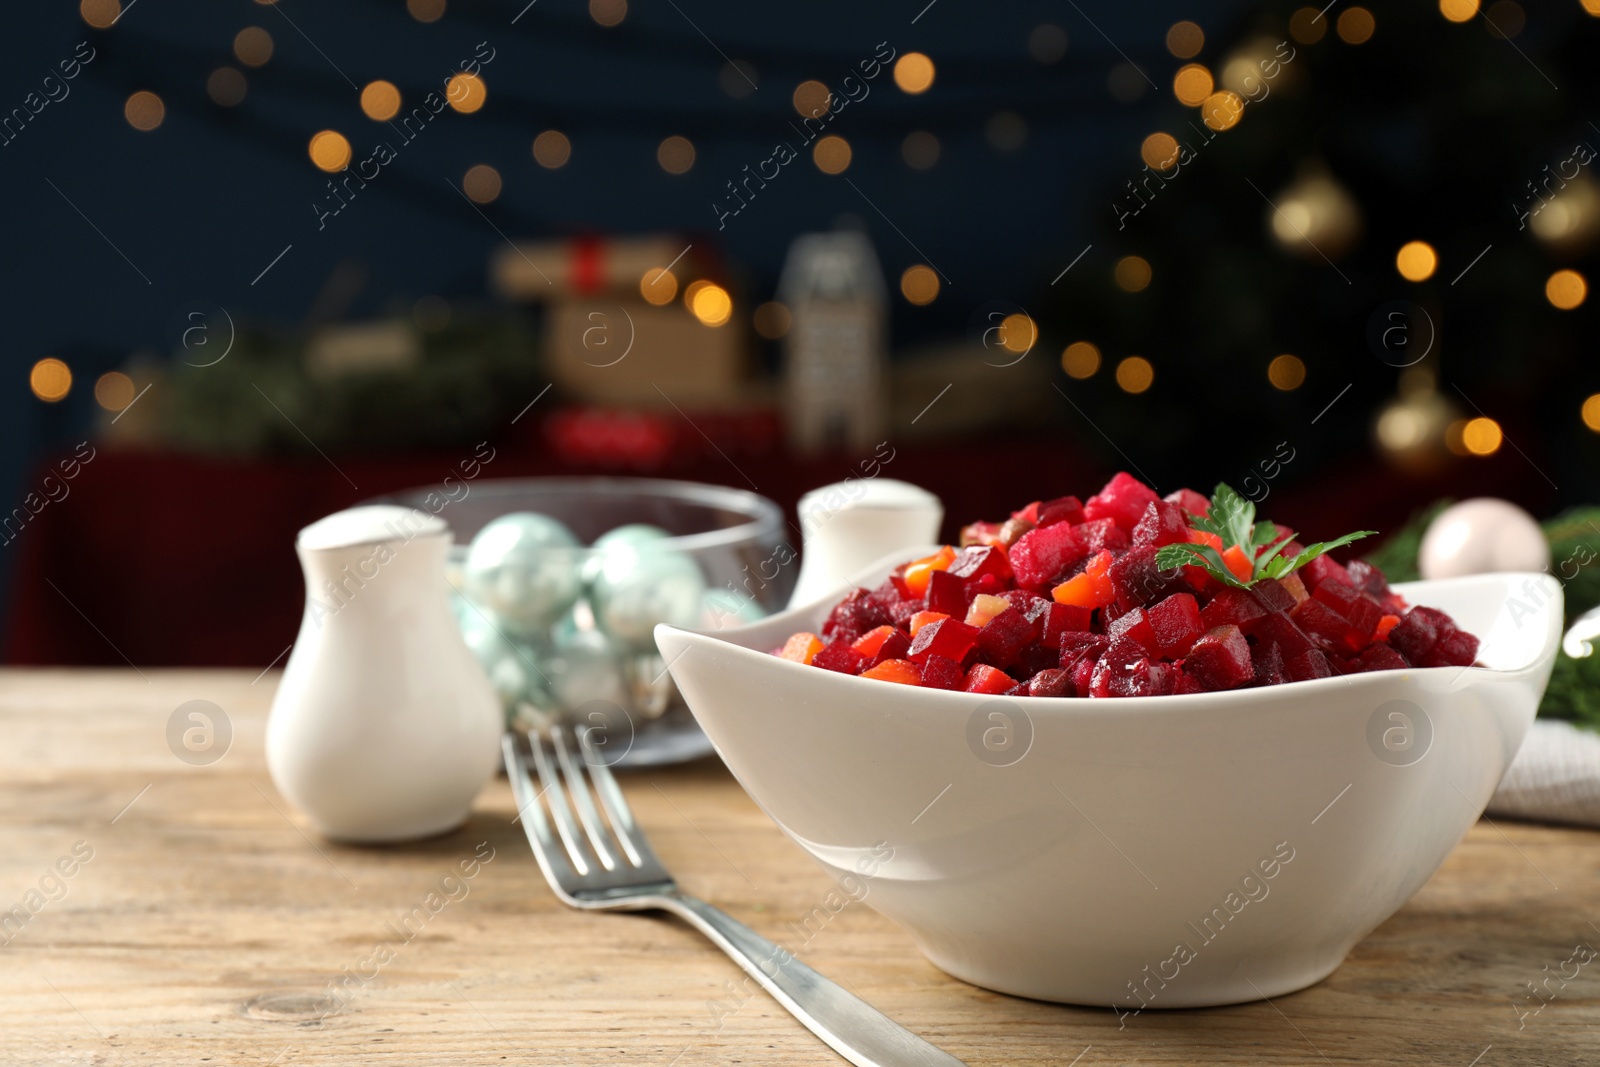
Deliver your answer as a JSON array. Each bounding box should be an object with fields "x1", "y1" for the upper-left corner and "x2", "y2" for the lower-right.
[{"x1": 570, "y1": 234, "x2": 603, "y2": 296}]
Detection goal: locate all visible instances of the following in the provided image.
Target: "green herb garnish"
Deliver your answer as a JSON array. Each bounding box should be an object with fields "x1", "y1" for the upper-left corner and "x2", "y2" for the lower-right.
[{"x1": 1154, "y1": 483, "x2": 1376, "y2": 589}]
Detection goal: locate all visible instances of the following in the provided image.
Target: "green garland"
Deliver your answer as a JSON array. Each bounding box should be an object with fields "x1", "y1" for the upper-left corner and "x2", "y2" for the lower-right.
[{"x1": 1364, "y1": 503, "x2": 1600, "y2": 730}]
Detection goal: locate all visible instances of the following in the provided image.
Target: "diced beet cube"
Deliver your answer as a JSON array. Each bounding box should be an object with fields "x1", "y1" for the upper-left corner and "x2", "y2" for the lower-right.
[
  {"x1": 1108, "y1": 605, "x2": 1155, "y2": 653},
  {"x1": 1147, "y1": 593, "x2": 1204, "y2": 658},
  {"x1": 919, "y1": 654, "x2": 965, "y2": 690},
  {"x1": 1131, "y1": 501, "x2": 1192, "y2": 549},
  {"x1": 1036, "y1": 495, "x2": 1086, "y2": 527},
  {"x1": 1289, "y1": 597, "x2": 1362, "y2": 654},
  {"x1": 1182, "y1": 625, "x2": 1253, "y2": 691},
  {"x1": 1076, "y1": 518, "x2": 1131, "y2": 555},
  {"x1": 1252, "y1": 612, "x2": 1315, "y2": 657},
  {"x1": 965, "y1": 572, "x2": 1006, "y2": 604},
  {"x1": 1163, "y1": 487, "x2": 1211, "y2": 517},
  {"x1": 1286, "y1": 650, "x2": 1334, "y2": 681},
  {"x1": 976, "y1": 607, "x2": 1036, "y2": 667},
  {"x1": 1060, "y1": 631, "x2": 1111, "y2": 665},
  {"x1": 1090, "y1": 650, "x2": 1174, "y2": 697},
  {"x1": 1003, "y1": 681, "x2": 1031, "y2": 697},
  {"x1": 812, "y1": 640, "x2": 868, "y2": 675},
  {"x1": 1108, "y1": 545, "x2": 1186, "y2": 609},
  {"x1": 1250, "y1": 579, "x2": 1300, "y2": 615},
  {"x1": 863, "y1": 628, "x2": 911, "y2": 668},
  {"x1": 867, "y1": 578, "x2": 905, "y2": 613},
  {"x1": 962, "y1": 663, "x2": 1015, "y2": 695},
  {"x1": 1028, "y1": 667, "x2": 1074, "y2": 697},
  {"x1": 1357, "y1": 643, "x2": 1410, "y2": 672},
  {"x1": 1067, "y1": 652, "x2": 1097, "y2": 695},
  {"x1": 1300, "y1": 554, "x2": 1352, "y2": 591},
  {"x1": 1083, "y1": 472, "x2": 1161, "y2": 531},
  {"x1": 1346, "y1": 596, "x2": 1383, "y2": 638},
  {"x1": 925, "y1": 569, "x2": 966, "y2": 618},
  {"x1": 1038, "y1": 602, "x2": 1091, "y2": 644},
  {"x1": 1013, "y1": 642, "x2": 1061, "y2": 679},
  {"x1": 889, "y1": 599, "x2": 923, "y2": 627},
  {"x1": 1201, "y1": 587, "x2": 1268, "y2": 630},
  {"x1": 949, "y1": 544, "x2": 1014, "y2": 588},
  {"x1": 1345, "y1": 559, "x2": 1391, "y2": 597},
  {"x1": 1010, "y1": 524, "x2": 1085, "y2": 593},
  {"x1": 1174, "y1": 670, "x2": 1208, "y2": 694},
  {"x1": 1388, "y1": 608, "x2": 1444, "y2": 663},
  {"x1": 1423, "y1": 629, "x2": 1480, "y2": 668},
  {"x1": 908, "y1": 617, "x2": 979, "y2": 666},
  {"x1": 1312, "y1": 578, "x2": 1362, "y2": 616},
  {"x1": 1011, "y1": 500, "x2": 1042, "y2": 524},
  {"x1": 1001, "y1": 588, "x2": 1049, "y2": 614},
  {"x1": 821, "y1": 588, "x2": 890, "y2": 642},
  {"x1": 1252, "y1": 641, "x2": 1287, "y2": 686}
]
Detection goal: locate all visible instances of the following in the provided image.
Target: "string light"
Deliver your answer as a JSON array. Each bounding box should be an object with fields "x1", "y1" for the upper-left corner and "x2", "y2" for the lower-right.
[
  {"x1": 462, "y1": 164, "x2": 501, "y2": 203},
  {"x1": 1116, "y1": 356, "x2": 1154, "y2": 394},
  {"x1": 1337, "y1": 7, "x2": 1375, "y2": 44},
  {"x1": 360, "y1": 81, "x2": 401, "y2": 121},
  {"x1": 998, "y1": 314, "x2": 1037, "y2": 354},
  {"x1": 1173, "y1": 64, "x2": 1213, "y2": 107},
  {"x1": 532, "y1": 130, "x2": 571, "y2": 169},
  {"x1": 1114, "y1": 255, "x2": 1152, "y2": 292},
  {"x1": 812, "y1": 135, "x2": 851, "y2": 174},
  {"x1": 894, "y1": 53, "x2": 936, "y2": 94},
  {"x1": 445, "y1": 73, "x2": 486, "y2": 113},
  {"x1": 792, "y1": 80, "x2": 831, "y2": 118},
  {"x1": 1201, "y1": 90, "x2": 1244, "y2": 131},
  {"x1": 657, "y1": 135, "x2": 695, "y2": 175},
  {"x1": 899, "y1": 265, "x2": 940, "y2": 305},
  {"x1": 94, "y1": 371, "x2": 135, "y2": 411},
  {"x1": 687, "y1": 282, "x2": 732, "y2": 327},
  {"x1": 207, "y1": 68, "x2": 247, "y2": 107},
  {"x1": 80, "y1": 0, "x2": 119, "y2": 29},
  {"x1": 30, "y1": 358, "x2": 72, "y2": 402},
  {"x1": 1140, "y1": 132, "x2": 1179, "y2": 171},
  {"x1": 1166, "y1": 21, "x2": 1204, "y2": 58},
  {"x1": 1395, "y1": 241, "x2": 1438, "y2": 282},
  {"x1": 233, "y1": 27, "x2": 273, "y2": 67},
  {"x1": 1061, "y1": 342, "x2": 1101, "y2": 379},
  {"x1": 1461, "y1": 416, "x2": 1503, "y2": 456},
  {"x1": 1582, "y1": 394, "x2": 1600, "y2": 432},
  {"x1": 753, "y1": 302, "x2": 791, "y2": 339},
  {"x1": 124, "y1": 91, "x2": 164, "y2": 131},
  {"x1": 308, "y1": 130, "x2": 351, "y2": 172},
  {"x1": 640, "y1": 269, "x2": 678, "y2": 306},
  {"x1": 1547, "y1": 269, "x2": 1588, "y2": 309},
  {"x1": 1268, "y1": 354, "x2": 1306, "y2": 391},
  {"x1": 407, "y1": 0, "x2": 445, "y2": 22},
  {"x1": 589, "y1": 0, "x2": 626, "y2": 26},
  {"x1": 1289, "y1": 7, "x2": 1327, "y2": 43},
  {"x1": 1439, "y1": 0, "x2": 1478, "y2": 21}
]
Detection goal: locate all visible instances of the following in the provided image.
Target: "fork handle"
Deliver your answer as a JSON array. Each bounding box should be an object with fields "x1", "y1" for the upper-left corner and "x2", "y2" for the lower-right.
[{"x1": 657, "y1": 892, "x2": 969, "y2": 1067}]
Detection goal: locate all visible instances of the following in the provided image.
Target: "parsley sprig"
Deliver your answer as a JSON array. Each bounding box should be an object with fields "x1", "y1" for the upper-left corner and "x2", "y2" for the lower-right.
[{"x1": 1153, "y1": 483, "x2": 1376, "y2": 590}]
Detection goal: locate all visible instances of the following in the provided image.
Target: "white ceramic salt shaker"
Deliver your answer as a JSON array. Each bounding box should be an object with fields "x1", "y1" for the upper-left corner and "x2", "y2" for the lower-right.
[
  {"x1": 267, "y1": 505, "x2": 502, "y2": 843},
  {"x1": 788, "y1": 478, "x2": 943, "y2": 609}
]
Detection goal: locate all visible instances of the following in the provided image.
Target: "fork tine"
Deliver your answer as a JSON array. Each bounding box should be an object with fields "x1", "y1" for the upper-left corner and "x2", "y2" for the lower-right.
[
  {"x1": 501, "y1": 732, "x2": 582, "y2": 887},
  {"x1": 551, "y1": 725, "x2": 617, "y2": 872},
  {"x1": 527, "y1": 729, "x2": 596, "y2": 877},
  {"x1": 576, "y1": 726, "x2": 664, "y2": 872}
]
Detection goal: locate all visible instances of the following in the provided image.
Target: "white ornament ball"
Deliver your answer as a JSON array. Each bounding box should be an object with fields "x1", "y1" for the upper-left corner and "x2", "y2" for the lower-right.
[
  {"x1": 584, "y1": 524, "x2": 672, "y2": 583},
  {"x1": 590, "y1": 541, "x2": 707, "y2": 651},
  {"x1": 1418, "y1": 498, "x2": 1549, "y2": 580},
  {"x1": 463, "y1": 512, "x2": 583, "y2": 636},
  {"x1": 546, "y1": 627, "x2": 630, "y2": 713}
]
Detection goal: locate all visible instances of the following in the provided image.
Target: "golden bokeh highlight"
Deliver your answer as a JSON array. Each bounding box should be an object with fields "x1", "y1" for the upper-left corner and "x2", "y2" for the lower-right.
[
  {"x1": 589, "y1": 0, "x2": 627, "y2": 26},
  {"x1": 792, "y1": 80, "x2": 832, "y2": 117},
  {"x1": 1584, "y1": 0, "x2": 1600, "y2": 15},
  {"x1": 1461, "y1": 417, "x2": 1503, "y2": 456},
  {"x1": 1268, "y1": 354, "x2": 1306, "y2": 391},
  {"x1": 1337, "y1": 7, "x2": 1375, "y2": 44},
  {"x1": 1114, "y1": 255, "x2": 1152, "y2": 292},
  {"x1": 902, "y1": 130, "x2": 940, "y2": 170},
  {"x1": 462, "y1": 164, "x2": 501, "y2": 203},
  {"x1": 445, "y1": 72, "x2": 486, "y2": 113},
  {"x1": 894, "y1": 53, "x2": 936, "y2": 94},
  {"x1": 207, "y1": 67, "x2": 248, "y2": 107},
  {"x1": 1439, "y1": 0, "x2": 1478, "y2": 22},
  {"x1": 30, "y1": 358, "x2": 72, "y2": 403},
  {"x1": 308, "y1": 130, "x2": 352, "y2": 172},
  {"x1": 360, "y1": 80, "x2": 402, "y2": 121},
  {"x1": 753, "y1": 301, "x2": 791, "y2": 340},
  {"x1": 812, "y1": 135, "x2": 852, "y2": 175},
  {"x1": 1061, "y1": 342, "x2": 1101, "y2": 379},
  {"x1": 1444, "y1": 419, "x2": 1471, "y2": 456},
  {"x1": 998, "y1": 314, "x2": 1037, "y2": 354},
  {"x1": 1116, "y1": 356, "x2": 1155, "y2": 394},
  {"x1": 80, "y1": 0, "x2": 120, "y2": 29},
  {"x1": 94, "y1": 371, "x2": 136, "y2": 412},
  {"x1": 688, "y1": 282, "x2": 733, "y2": 328},
  {"x1": 533, "y1": 130, "x2": 571, "y2": 168},
  {"x1": 1140, "y1": 132, "x2": 1180, "y2": 171},
  {"x1": 1166, "y1": 21, "x2": 1204, "y2": 58},
  {"x1": 124, "y1": 91, "x2": 164, "y2": 131},
  {"x1": 1201, "y1": 90, "x2": 1244, "y2": 131},
  {"x1": 1547, "y1": 269, "x2": 1588, "y2": 309},
  {"x1": 1173, "y1": 64, "x2": 1214, "y2": 107},
  {"x1": 233, "y1": 26, "x2": 273, "y2": 67},
  {"x1": 1582, "y1": 394, "x2": 1600, "y2": 432},
  {"x1": 640, "y1": 268, "x2": 678, "y2": 306},
  {"x1": 1395, "y1": 240, "x2": 1438, "y2": 282},
  {"x1": 657, "y1": 135, "x2": 695, "y2": 175},
  {"x1": 900, "y1": 265, "x2": 940, "y2": 306},
  {"x1": 1289, "y1": 7, "x2": 1327, "y2": 43},
  {"x1": 1485, "y1": 1, "x2": 1525, "y2": 38},
  {"x1": 407, "y1": 0, "x2": 446, "y2": 21}
]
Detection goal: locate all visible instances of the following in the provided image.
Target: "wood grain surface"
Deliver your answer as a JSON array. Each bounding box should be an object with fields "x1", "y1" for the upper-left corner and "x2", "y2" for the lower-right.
[{"x1": 2, "y1": 669, "x2": 1597, "y2": 1066}]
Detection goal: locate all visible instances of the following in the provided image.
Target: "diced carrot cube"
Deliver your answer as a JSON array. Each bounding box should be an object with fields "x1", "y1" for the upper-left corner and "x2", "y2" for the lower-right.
[
  {"x1": 1188, "y1": 529, "x2": 1224, "y2": 551},
  {"x1": 908, "y1": 610, "x2": 950, "y2": 635},
  {"x1": 850, "y1": 625, "x2": 898, "y2": 657},
  {"x1": 1052, "y1": 550, "x2": 1116, "y2": 608},
  {"x1": 1374, "y1": 614, "x2": 1401, "y2": 641},
  {"x1": 778, "y1": 632, "x2": 823, "y2": 665},
  {"x1": 965, "y1": 594, "x2": 1011, "y2": 628},
  {"x1": 1221, "y1": 545, "x2": 1254, "y2": 584},
  {"x1": 902, "y1": 546, "x2": 957, "y2": 596},
  {"x1": 859, "y1": 658, "x2": 923, "y2": 686}
]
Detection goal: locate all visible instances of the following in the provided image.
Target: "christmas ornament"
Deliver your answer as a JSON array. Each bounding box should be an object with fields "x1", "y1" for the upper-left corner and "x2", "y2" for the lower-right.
[
  {"x1": 462, "y1": 512, "x2": 584, "y2": 635},
  {"x1": 590, "y1": 539, "x2": 707, "y2": 650},
  {"x1": 546, "y1": 625, "x2": 630, "y2": 713},
  {"x1": 1419, "y1": 498, "x2": 1551, "y2": 580}
]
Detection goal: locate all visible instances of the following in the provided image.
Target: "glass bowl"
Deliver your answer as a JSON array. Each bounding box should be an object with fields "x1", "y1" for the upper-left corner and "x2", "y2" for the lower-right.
[{"x1": 378, "y1": 477, "x2": 793, "y2": 766}]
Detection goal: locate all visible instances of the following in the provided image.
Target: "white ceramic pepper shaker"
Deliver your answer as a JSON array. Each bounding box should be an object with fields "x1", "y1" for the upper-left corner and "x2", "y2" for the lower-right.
[
  {"x1": 267, "y1": 505, "x2": 502, "y2": 842},
  {"x1": 787, "y1": 479, "x2": 943, "y2": 609}
]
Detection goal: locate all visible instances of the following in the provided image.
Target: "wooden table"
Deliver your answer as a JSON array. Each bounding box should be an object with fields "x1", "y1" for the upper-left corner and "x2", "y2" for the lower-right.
[{"x1": 4, "y1": 670, "x2": 1598, "y2": 1066}]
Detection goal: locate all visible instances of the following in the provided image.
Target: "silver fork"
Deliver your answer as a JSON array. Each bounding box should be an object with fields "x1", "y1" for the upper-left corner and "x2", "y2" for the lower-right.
[{"x1": 502, "y1": 727, "x2": 968, "y2": 1067}]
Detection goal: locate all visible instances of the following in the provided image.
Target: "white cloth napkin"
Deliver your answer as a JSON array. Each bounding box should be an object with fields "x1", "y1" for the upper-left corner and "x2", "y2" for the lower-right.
[{"x1": 1487, "y1": 719, "x2": 1600, "y2": 828}]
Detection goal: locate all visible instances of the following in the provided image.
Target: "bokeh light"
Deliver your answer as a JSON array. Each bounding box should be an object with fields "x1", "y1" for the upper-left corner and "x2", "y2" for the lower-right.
[
  {"x1": 902, "y1": 131, "x2": 940, "y2": 170},
  {"x1": 1484, "y1": 0, "x2": 1525, "y2": 38},
  {"x1": 1268, "y1": 354, "x2": 1306, "y2": 391},
  {"x1": 985, "y1": 111, "x2": 1027, "y2": 152},
  {"x1": 657, "y1": 136, "x2": 695, "y2": 175},
  {"x1": 792, "y1": 80, "x2": 831, "y2": 117},
  {"x1": 1461, "y1": 417, "x2": 1503, "y2": 456},
  {"x1": 812, "y1": 135, "x2": 852, "y2": 174},
  {"x1": 753, "y1": 302, "x2": 791, "y2": 339},
  {"x1": 998, "y1": 314, "x2": 1037, "y2": 354},
  {"x1": 1114, "y1": 255, "x2": 1152, "y2": 292},
  {"x1": 894, "y1": 53, "x2": 936, "y2": 94},
  {"x1": 1140, "y1": 132, "x2": 1180, "y2": 171},
  {"x1": 900, "y1": 265, "x2": 940, "y2": 306},
  {"x1": 1028, "y1": 24, "x2": 1068, "y2": 63},
  {"x1": 30, "y1": 358, "x2": 72, "y2": 403},
  {"x1": 533, "y1": 130, "x2": 571, "y2": 169},
  {"x1": 1439, "y1": 0, "x2": 1478, "y2": 22},
  {"x1": 94, "y1": 371, "x2": 136, "y2": 411},
  {"x1": 1582, "y1": 394, "x2": 1600, "y2": 432},
  {"x1": 1395, "y1": 241, "x2": 1438, "y2": 282},
  {"x1": 124, "y1": 91, "x2": 165, "y2": 131},
  {"x1": 688, "y1": 282, "x2": 733, "y2": 327},
  {"x1": 1173, "y1": 64, "x2": 1214, "y2": 107},
  {"x1": 1116, "y1": 356, "x2": 1155, "y2": 394},
  {"x1": 80, "y1": 0, "x2": 120, "y2": 29},
  {"x1": 1546, "y1": 269, "x2": 1588, "y2": 309},
  {"x1": 308, "y1": 130, "x2": 352, "y2": 172},
  {"x1": 1289, "y1": 7, "x2": 1327, "y2": 43},
  {"x1": 407, "y1": 0, "x2": 446, "y2": 21},
  {"x1": 233, "y1": 27, "x2": 273, "y2": 67},
  {"x1": 1061, "y1": 342, "x2": 1101, "y2": 379},
  {"x1": 360, "y1": 81, "x2": 401, "y2": 121},
  {"x1": 1337, "y1": 7, "x2": 1376, "y2": 44},
  {"x1": 207, "y1": 68, "x2": 247, "y2": 107},
  {"x1": 640, "y1": 268, "x2": 678, "y2": 306},
  {"x1": 1201, "y1": 90, "x2": 1244, "y2": 131},
  {"x1": 589, "y1": 0, "x2": 627, "y2": 26},
  {"x1": 445, "y1": 73, "x2": 486, "y2": 113},
  {"x1": 1166, "y1": 21, "x2": 1204, "y2": 58},
  {"x1": 463, "y1": 164, "x2": 501, "y2": 203}
]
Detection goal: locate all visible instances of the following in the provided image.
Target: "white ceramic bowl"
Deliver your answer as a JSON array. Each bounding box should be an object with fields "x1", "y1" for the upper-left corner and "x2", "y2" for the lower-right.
[{"x1": 657, "y1": 552, "x2": 1562, "y2": 1009}]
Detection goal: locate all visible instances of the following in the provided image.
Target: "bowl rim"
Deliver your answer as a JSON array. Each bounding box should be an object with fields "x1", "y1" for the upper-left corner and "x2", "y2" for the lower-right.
[
  {"x1": 658, "y1": 568, "x2": 1564, "y2": 715},
  {"x1": 375, "y1": 475, "x2": 785, "y2": 553}
]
